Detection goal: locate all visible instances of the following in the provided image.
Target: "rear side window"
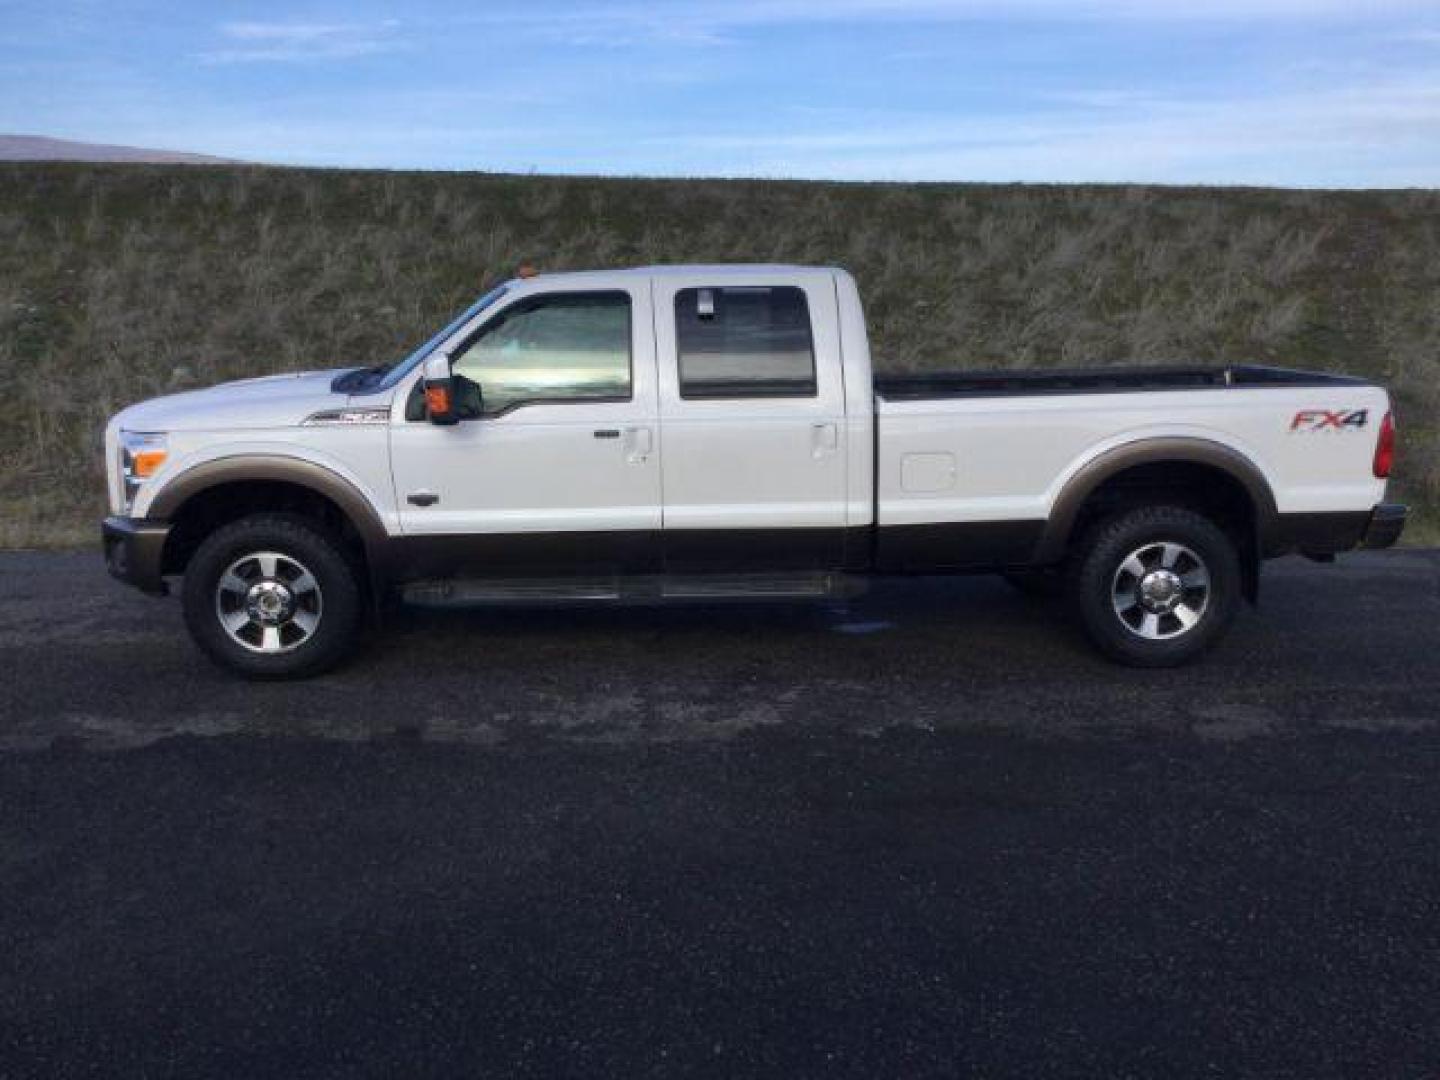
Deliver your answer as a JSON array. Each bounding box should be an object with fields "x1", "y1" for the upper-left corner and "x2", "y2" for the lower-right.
[{"x1": 675, "y1": 286, "x2": 816, "y2": 399}]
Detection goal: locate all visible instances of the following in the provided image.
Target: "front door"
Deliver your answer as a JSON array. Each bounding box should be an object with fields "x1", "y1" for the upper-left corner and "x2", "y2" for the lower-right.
[
  {"x1": 653, "y1": 272, "x2": 849, "y2": 571},
  {"x1": 389, "y1": 283, "x2": 661, "y2": 578}
]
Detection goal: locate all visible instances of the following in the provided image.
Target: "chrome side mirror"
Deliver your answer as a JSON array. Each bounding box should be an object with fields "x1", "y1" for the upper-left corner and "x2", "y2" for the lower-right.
[{"x1": 422, "y1": 351, "x2": 457, "y2": 426}]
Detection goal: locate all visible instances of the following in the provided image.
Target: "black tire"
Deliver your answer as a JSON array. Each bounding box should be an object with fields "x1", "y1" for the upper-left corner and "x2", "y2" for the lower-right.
[
  {"x1": 1066, "y1": 505, "x2": 1241, "y2": 668},
  {"x1": 182, "y1": 513, "x2": 363, "y2": 679},
  {"x1": 1001, "y1": 568, "x2": 1063, "y2": 598}
]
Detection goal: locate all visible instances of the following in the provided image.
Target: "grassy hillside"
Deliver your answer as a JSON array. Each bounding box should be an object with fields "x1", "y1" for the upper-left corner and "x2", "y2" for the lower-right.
[{"x1": 1, "y1": 164, "x2": 1436, "y2": 547}]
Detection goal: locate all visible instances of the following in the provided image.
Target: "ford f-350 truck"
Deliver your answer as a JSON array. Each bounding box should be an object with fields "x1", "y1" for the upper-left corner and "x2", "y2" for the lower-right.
[{"x1": 102, "y1": 265, "x2": 1406, "y2": 678}]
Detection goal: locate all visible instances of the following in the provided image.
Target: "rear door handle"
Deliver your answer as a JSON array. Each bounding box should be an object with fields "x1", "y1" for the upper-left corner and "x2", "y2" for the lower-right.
[
  {"x1": 593, "y1": 429, "x2": 621, "y2": 439},
  {"x1": 623, "y1": 426, "x2": 653, "y2": 464},
  {"x1": 811, "y1": 422, "x2": 839, "y2": 457},
  {"x1": 407, "y1": 490, "x2": 439, "y2": 507}
]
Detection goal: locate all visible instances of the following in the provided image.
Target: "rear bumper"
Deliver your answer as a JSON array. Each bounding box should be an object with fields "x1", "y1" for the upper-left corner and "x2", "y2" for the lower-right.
[
  {"x1": 1361, "y1": 503, "x2": 1408, "y2": 550},
  {"x1": 102, "y1": 516, "x2": 170, "y2": 595},
  {"x1": 1267, "y1": 503, "x2": 1407, "y2": 558}
]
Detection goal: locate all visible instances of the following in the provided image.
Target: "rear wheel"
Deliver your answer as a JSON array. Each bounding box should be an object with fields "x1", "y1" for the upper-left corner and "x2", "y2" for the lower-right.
[
  {"x1": 182, "y1": 514, "x2": 362, "y2": 679},
  {"x1": 1067, "y1": 505, "x2": 1241, "y2": 667}
]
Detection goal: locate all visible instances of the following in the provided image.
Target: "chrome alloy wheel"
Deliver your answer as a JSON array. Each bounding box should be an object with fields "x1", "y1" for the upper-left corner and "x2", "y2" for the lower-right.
[
  {"x1": 1110, "y1": 541, "x2": 1211, "y2": 641},
  {"x1": 214, "y1": 551, "x2": 323, "y2": 654}
]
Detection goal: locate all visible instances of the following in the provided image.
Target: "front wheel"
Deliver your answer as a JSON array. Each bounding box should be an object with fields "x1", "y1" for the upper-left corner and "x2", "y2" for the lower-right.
[
  {"x1": 1067, "y1": 505, "x2": 1241, "y2": 668},
  {"x1": 182, "y1": 514, "x2": 363, "y2": 679}
]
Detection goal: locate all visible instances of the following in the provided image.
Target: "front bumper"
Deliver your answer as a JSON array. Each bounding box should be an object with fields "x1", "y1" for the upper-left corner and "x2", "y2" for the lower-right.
[
  {"x1": 1361, "y1": 503, "x2": 1408, "y2": 550},
  {"x1": 102, "y1": 516, "x2": 171, "y2": 595}
]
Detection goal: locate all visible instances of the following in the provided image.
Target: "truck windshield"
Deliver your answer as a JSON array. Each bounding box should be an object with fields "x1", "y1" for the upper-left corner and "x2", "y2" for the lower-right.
[
  {"x1": 381, "y1": 284, "x2": 509, "y2": 389},
  {"x1": 338, "y1": 285, "x2": 509, "y2": 393}
]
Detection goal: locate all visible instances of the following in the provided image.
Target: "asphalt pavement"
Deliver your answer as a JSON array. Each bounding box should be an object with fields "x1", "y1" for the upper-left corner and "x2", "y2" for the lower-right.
[{"x1": 2, "y1": 549, "x2": 1438, "y2": 1078}]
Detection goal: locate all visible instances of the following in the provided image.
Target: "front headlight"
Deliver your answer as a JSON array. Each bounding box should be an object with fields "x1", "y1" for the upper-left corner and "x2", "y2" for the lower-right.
[{"x1": 120, "y1": 431, "x2": 168, "y2": 512}]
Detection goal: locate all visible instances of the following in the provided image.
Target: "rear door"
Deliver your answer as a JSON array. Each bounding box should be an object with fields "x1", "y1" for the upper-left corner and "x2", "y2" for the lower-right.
[{"x1": 653, "y1": 271, "x2": 848, "y2": 571}]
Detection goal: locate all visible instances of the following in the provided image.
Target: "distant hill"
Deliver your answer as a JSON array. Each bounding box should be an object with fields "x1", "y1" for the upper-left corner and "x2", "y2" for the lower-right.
[{"x1": 0, "y1": 134, "x2": 239, "y2": 164}]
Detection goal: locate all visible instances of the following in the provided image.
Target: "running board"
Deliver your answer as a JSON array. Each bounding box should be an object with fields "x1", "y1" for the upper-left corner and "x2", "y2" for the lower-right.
[
  {"x1": 402, "y1": 572, "x2": 862, "y2": 608},
  {"x1": 404, "y1": 578, "x2": 622, "y2": 606},
  {"x1": 660, "y1": 573, "x2": 839, "y2": 599}
]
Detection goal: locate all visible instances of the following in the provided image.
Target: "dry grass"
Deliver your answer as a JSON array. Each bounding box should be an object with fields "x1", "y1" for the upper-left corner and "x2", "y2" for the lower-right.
[{"x1": 1, "y1": 164, "x2": 1436, "y2": 547}]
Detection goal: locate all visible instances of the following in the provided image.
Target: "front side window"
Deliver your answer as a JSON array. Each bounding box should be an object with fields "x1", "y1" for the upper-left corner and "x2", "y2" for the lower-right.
[
  {"x1": 675, "y1": 286, "x2": 816, "y2": 399},
  {"x1": 451, "y1": 291, "x2": 632, "y2": 416}
]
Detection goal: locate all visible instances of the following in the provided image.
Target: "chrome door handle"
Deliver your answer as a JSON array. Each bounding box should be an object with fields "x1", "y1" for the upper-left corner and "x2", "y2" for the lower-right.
[
  {"x1": 624, "y1": 426, "x2": 653, "y2": 464},
  {"x1": 811, "y1": 422, "x2": 839, "y2": 457}
]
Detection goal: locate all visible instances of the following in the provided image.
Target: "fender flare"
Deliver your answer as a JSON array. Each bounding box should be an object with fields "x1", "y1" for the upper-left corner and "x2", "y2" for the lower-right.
[
  {"x1": 147, "y1": 455, "x2": 392, "y2": 585},
  {"x1": 1033, "y1": 437, "x2": 1280, "y2": 563}
]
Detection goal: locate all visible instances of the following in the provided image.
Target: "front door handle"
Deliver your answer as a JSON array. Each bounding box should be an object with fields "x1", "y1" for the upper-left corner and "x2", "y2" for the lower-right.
[
  {"x1": 624, "y1": 426, "x2": 653, "y2": 464},
  {"x1": 811, "y1": 422, "x2": 839, "y2": 458}
]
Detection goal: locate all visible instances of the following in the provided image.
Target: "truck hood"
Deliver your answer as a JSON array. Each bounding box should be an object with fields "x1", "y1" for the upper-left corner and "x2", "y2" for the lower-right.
[{"x1": 112, "y1": 368, "x2": 378, "y2": 432}]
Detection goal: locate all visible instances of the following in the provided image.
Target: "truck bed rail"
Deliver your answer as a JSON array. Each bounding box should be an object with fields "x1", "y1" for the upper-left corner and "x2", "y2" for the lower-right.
[{"x1": 873, "y1": 364, "x2": 1370, "y2": 402}]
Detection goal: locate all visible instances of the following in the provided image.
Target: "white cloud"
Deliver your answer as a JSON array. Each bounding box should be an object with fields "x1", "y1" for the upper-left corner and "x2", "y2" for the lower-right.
[
  {"x1": 197, "y1": 20, "x2": 403, "y2": 64},
  {"x1": 720, "y1": 0, "x2": 1430, "y2": 19},
  {"x1": 640, "y1": 77, "x2": 1440, "y2": 185},
  {"x1": 451, "y1": 0, "x2": 1440, "y2": 43}
]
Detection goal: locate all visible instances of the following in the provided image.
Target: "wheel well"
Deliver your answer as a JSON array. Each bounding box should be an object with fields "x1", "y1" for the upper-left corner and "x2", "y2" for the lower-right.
[
  {"x1": 160, "y1": 480, "x2": 369, "y2": 578},
  {"x1": 1067, "y1": 461, "x2": 1261, "y2": 599}
]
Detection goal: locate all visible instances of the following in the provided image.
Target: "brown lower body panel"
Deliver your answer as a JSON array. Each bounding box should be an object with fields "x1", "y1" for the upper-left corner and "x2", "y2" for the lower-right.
[{"x1": 103, "y1": 506, "x2": 1404, "y2": 599}]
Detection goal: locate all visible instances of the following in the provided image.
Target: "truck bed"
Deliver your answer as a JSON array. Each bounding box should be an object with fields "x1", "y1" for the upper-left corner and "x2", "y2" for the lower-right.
[{"x1": 873, "y1": 364, "x2": 1369, "y2": 402}]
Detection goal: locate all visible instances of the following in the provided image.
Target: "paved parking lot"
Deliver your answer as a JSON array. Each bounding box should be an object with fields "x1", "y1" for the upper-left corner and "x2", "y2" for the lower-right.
[{"x1": 2, "y1": 550, "x2": 1438, "y2": 1077}]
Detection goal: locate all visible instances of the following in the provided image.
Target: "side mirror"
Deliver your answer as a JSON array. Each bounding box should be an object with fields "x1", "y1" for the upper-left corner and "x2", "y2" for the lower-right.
[{"x1": 422, "y1": 351, "x2": 457, "y2": 426}]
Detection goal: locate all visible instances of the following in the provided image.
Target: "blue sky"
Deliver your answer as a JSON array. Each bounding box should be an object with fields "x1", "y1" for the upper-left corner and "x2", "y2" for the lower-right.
[{"x1": 3, "y1": 1, "x2": 1440, "y2": 185}]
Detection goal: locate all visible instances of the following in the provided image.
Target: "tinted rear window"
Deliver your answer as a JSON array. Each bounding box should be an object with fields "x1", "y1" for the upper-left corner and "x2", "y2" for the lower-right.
[{"x1": 675, "y1": 286, "x2": 816, "y2": 399}]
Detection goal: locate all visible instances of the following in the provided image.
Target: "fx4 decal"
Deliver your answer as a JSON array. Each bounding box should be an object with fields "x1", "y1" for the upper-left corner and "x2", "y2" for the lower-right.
[{"x1": 1290, "y1": 408, "x2": 1369, "y2": 432}]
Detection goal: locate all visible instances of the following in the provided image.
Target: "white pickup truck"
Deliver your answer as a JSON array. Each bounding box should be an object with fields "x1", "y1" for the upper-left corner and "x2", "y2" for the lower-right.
[{"x1": 103, "y1": 264, "x2": 1406, "y2": 678}]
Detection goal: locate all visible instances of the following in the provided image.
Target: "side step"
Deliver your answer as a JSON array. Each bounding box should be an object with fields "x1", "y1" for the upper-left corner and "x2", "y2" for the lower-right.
[
  {"x1": 404, "y1": 577, "x2": 622, "y2": 606},
  {"x1": 660, "y1": 572, "x2": 840, "y2": 599},
  {"x1": 402, "y1": 572, "x2": 863, "y2": 608}
]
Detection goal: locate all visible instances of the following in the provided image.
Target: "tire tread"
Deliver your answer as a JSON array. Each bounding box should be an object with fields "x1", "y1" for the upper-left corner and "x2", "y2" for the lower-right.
[
  {"x1": 181, "y1": 513, "x2": 362, "y2": 680},
  {"x1": 1066, "y1": 504, "x2": 1240, "y2": 668}
]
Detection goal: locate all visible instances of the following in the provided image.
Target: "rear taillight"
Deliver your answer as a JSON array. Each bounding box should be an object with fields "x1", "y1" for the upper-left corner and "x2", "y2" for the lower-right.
[{"x1": 1373, "y1": 410, "x2": 1395, "y2": 479}]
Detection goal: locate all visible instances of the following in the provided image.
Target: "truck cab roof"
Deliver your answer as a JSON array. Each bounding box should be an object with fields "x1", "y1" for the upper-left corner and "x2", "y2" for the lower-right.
[{"x1": 504, "y1": 264, "x2": 847, "y2": 287}]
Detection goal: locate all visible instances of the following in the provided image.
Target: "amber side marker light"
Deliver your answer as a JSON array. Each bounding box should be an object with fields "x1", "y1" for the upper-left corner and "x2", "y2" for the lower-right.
[
  {"x1": 1373, "y1": 410, "x2": 1395, "y2": 479},
  {"x1": 425, "y1": 384, "x2": 453, "y2": 415},
  {"x1": 131, "y1": 449, "x2": 168, "y2": 477}
]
